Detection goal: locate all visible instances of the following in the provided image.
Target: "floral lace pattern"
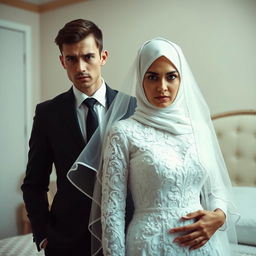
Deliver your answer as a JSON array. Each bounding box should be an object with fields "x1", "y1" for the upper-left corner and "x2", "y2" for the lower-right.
[{"x1": 101, "y1": 118, "x2": 222, "y2": 256}]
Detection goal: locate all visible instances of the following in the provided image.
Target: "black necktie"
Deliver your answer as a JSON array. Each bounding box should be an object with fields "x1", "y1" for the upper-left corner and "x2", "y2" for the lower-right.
[{"x1": 83, "y1": 98, "x2": 99, "y2": 142}]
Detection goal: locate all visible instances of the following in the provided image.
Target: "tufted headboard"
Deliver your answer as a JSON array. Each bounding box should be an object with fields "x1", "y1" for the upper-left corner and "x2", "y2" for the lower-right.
[{"x1": 212, "y1": 110, "x2": 256, "y2": 187}]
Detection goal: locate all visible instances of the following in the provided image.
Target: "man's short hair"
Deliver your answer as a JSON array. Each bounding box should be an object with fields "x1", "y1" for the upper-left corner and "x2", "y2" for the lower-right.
[{"x1": 55, "y1": 19, "x2": 103, "y2": 54}]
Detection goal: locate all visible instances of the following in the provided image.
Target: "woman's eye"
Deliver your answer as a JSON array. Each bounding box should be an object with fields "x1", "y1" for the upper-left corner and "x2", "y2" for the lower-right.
[
  {"x1": 148, "y1": 75, "x2": 158, "y2": 80},
  {"x1": 167, "y1": 74, "x2": 177, "y2": 80}
]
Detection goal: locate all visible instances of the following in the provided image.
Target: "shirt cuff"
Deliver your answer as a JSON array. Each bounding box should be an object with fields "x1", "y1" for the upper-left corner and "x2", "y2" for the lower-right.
[{"x1": 39, "y1": 238, "x2": 47, "y2": 250}]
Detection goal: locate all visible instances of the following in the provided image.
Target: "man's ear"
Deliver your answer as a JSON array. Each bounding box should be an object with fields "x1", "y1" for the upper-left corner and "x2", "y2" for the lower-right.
[
  {"x1": 59, "y1": 55, "x2": 66, "y2": 69},
  {"x1": 100, "y1": 50, "x2": 108, "y2": 65}
]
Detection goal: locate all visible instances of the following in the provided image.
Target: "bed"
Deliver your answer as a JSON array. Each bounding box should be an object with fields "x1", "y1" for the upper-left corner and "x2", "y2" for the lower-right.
[
  {"x1": 212, "y1": 109, "x2": 256, "y2": 255},
  {"x1": 0, "y1": 183, "x2": 56, "y2": 256},
  {"x1": 0, "y1": 110, "x2": 255, "y2": 255},
  {"x1": 0, "y1": 233, "x2": 42, "y2": 256}
]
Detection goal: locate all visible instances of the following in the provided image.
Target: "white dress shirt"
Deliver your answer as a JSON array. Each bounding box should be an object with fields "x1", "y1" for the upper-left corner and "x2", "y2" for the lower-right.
[
  {"x1": 72, "y1": 79, "x2": 107, "y2": 142},
  {"x1": 39, "y1": 80, "x2": 107, "y2": 250}
]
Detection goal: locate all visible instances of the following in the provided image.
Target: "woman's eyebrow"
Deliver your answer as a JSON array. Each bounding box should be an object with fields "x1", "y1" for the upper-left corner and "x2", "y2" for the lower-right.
[
  {"x1": 167, "y1": 70, "x2": 178, "y2": 74},
  {"x1": 146, "y1": 70, "x2": 178, "y2": 75},
  {"x1": 145, "y1": 71, "x2": 158, "y2": 75}
]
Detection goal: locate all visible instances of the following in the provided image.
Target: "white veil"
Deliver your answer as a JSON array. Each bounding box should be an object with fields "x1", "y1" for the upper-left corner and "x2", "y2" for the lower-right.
[
  {"x1": 67, "y1": 90, "x2": 134, "y2": 255},
  {"x1": 67, "y1": 38, "x2": 239, "y2": 255}
]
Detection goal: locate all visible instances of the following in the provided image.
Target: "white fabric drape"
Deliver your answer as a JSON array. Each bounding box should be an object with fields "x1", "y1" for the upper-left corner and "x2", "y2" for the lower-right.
[{"x1": 67, "y1": 90, "x2": 134, "y2": 255}]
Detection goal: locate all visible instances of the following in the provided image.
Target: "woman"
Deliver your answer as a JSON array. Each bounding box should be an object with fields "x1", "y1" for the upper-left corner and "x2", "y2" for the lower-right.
[{"x1": 100, "y1": 38, "x2": 238, "y2": 255}]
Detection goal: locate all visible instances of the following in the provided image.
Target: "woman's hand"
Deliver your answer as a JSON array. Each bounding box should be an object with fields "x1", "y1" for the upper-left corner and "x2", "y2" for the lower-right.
[{"x1": 169, "y1": 209, "x2": 226, "y2": 250}]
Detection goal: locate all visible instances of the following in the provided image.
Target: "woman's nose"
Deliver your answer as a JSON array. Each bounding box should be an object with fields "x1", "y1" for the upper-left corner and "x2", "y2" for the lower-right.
[{"x1": 157, "y1": 79, "x2": 168, "y2": 92}]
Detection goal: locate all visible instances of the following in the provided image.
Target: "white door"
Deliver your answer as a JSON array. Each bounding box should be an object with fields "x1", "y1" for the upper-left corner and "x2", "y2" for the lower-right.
[{"x1": 0, "y1": 26, "x2": 27, "y2": 239}]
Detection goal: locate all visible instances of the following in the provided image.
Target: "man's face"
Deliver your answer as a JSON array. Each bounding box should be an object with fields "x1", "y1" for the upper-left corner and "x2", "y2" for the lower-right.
[{"x1": 60, "y1": 34, "x2": 108, "y2": 96}]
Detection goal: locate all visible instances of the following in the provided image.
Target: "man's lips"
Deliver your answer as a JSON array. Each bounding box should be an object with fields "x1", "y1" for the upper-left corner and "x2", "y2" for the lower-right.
[{"x1": 77, "y1": 75, "x2": 91, "y2": 80}]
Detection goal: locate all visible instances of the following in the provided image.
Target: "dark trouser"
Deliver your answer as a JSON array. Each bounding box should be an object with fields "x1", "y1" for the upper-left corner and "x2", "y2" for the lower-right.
[
  {"x1": 44, "y1": 243, "x2": 90, "y2": 256},
  {"x1": 44, "y1": 241, "x2": 103, "y2": 256},
  {"x1": 44, "y1": 237, "x2": 88, "y2": 256}
]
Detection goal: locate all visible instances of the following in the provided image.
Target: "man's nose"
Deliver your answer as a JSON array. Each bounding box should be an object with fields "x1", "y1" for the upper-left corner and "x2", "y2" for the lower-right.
[{"x1": 77, "y1": 59, "x2": 87, "y2": 72}]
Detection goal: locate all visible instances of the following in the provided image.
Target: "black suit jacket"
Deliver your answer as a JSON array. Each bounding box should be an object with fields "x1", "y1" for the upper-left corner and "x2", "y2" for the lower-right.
[{"x1": 21, "y1": 86, "x2": 136, "y2": 253}]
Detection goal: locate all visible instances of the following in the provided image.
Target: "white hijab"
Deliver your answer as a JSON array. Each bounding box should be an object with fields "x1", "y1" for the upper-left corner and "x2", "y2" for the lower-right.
[{"x1": 133, "y1": 38, "x2": 192, "y2": 135}]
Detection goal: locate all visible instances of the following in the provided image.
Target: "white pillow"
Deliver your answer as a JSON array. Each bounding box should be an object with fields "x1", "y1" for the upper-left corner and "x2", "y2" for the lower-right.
[{"x1": 232, "y1": 186, "x2": 256, "y2": 246}]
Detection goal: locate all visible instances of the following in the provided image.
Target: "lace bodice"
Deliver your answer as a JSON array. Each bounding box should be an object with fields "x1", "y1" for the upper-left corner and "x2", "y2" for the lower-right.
[{"x1": 101, "y1": 118, "x2": 224, "y2": 256}]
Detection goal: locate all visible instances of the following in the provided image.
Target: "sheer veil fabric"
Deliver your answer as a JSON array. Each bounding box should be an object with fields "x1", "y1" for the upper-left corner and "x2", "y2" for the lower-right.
[
  {"x1": 67, "y1": 38, "x2": 239, "y2": 255},
  {"x1": 67, "y1": 91, "x2": 133, "y2": 255}
]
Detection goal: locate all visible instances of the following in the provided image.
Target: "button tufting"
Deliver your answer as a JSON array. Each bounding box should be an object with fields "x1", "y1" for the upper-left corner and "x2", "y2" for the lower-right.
[
  {"x1": 216, "y1": 131, "x2": 222, "y2": 138},
  {"x1": 236, "y1": 126, "x2": 242, "y2": 133},
  {"x1": 234, "y1": 176, "x2": 242, "y2": 185},
  {"x1": 235, "y1": 150, "x2": 242, "y2": 158}
]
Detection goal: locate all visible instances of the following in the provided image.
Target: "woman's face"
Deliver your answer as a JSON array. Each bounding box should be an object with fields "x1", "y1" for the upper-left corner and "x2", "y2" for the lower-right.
[{"x1": 143, "y1": 56, "x2": 180, "y2": 108}]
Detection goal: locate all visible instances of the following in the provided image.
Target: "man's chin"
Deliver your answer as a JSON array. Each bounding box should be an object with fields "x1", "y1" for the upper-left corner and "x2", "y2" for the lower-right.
[{"x1": 74, "y1": 82, "x2": 91, "y2": 89}]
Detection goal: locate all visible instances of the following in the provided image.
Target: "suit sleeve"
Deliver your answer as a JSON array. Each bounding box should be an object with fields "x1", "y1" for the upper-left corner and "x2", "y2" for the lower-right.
[{"x1": 21, "y1": 104, "x2": 53, "y2": 250}]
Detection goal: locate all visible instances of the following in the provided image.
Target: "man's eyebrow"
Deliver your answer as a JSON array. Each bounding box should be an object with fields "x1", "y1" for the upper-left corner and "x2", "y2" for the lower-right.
[
  {"x1": 65, "y1": 53, "x2": 95, "y2": 58},
  {"x1": 65, "y1": 55, "x2": 76, "y2": 59},
  {"x1": 83, "y1": 53, "x2": 95, "y2": 56}
]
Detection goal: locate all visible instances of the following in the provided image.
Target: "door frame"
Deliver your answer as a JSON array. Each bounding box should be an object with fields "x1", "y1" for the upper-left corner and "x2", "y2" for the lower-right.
[{"x1": 0, "y1": 19, "x2": 32, "y2": 144}]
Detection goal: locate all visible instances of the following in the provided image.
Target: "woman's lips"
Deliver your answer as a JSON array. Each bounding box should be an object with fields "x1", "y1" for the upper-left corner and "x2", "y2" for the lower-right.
[{"x1": 155, "y1": 96, "x2": 170, "y2": 102}]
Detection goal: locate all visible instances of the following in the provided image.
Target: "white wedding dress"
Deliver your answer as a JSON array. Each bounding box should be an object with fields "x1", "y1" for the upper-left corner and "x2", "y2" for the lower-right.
[{"x1": 101, "y1": 118, "x2": 225, "y2": 256}]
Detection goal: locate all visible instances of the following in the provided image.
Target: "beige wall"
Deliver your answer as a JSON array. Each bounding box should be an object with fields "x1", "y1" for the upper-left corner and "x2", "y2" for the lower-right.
[
  {"x1": 0, "y1": 3, "x2": 41, "y2": 111},
  {"x1": 40, "y1": 0, "x2": 256, "y2": 114},
  {"x1": 0, "y1": 0, "x2": 255, "y2": 112}
]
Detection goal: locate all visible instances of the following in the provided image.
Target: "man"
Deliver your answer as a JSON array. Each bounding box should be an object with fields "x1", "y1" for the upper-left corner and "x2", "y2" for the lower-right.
[{"x1": 21, "y1": 19, "x2": 136, "y2": 256}]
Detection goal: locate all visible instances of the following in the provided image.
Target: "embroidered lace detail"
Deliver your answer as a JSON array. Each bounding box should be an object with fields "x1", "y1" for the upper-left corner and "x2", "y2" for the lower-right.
[{"x1": 101, "y1": 119, "x2": 221, "y2": 256}]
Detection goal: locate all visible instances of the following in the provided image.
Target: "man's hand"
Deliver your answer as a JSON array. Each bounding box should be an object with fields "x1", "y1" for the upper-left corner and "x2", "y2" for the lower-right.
[{"x1": 169, "y1": 209, "x2": 226, "y2": 250}]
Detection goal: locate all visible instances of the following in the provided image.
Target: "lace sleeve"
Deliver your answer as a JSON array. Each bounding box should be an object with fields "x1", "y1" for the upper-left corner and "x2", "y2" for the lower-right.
[
  {"x1": 101, "y1": 125, "x2": 129, "y2": 256},
  {"x1": 201, "y1": 171, "x2": 228, "y2": 230},
  {"x1": 206, "y1": 171, "x2": 227, "y2": 215}
]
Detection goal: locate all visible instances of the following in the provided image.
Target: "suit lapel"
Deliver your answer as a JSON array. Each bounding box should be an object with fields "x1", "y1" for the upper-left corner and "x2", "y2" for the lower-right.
[
  {"x1": 60, "y1": 88, "x2": 86, "y2": 149},
  {"x1": 105, "y1": 84, "x2": 118, "y2": 109}
]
